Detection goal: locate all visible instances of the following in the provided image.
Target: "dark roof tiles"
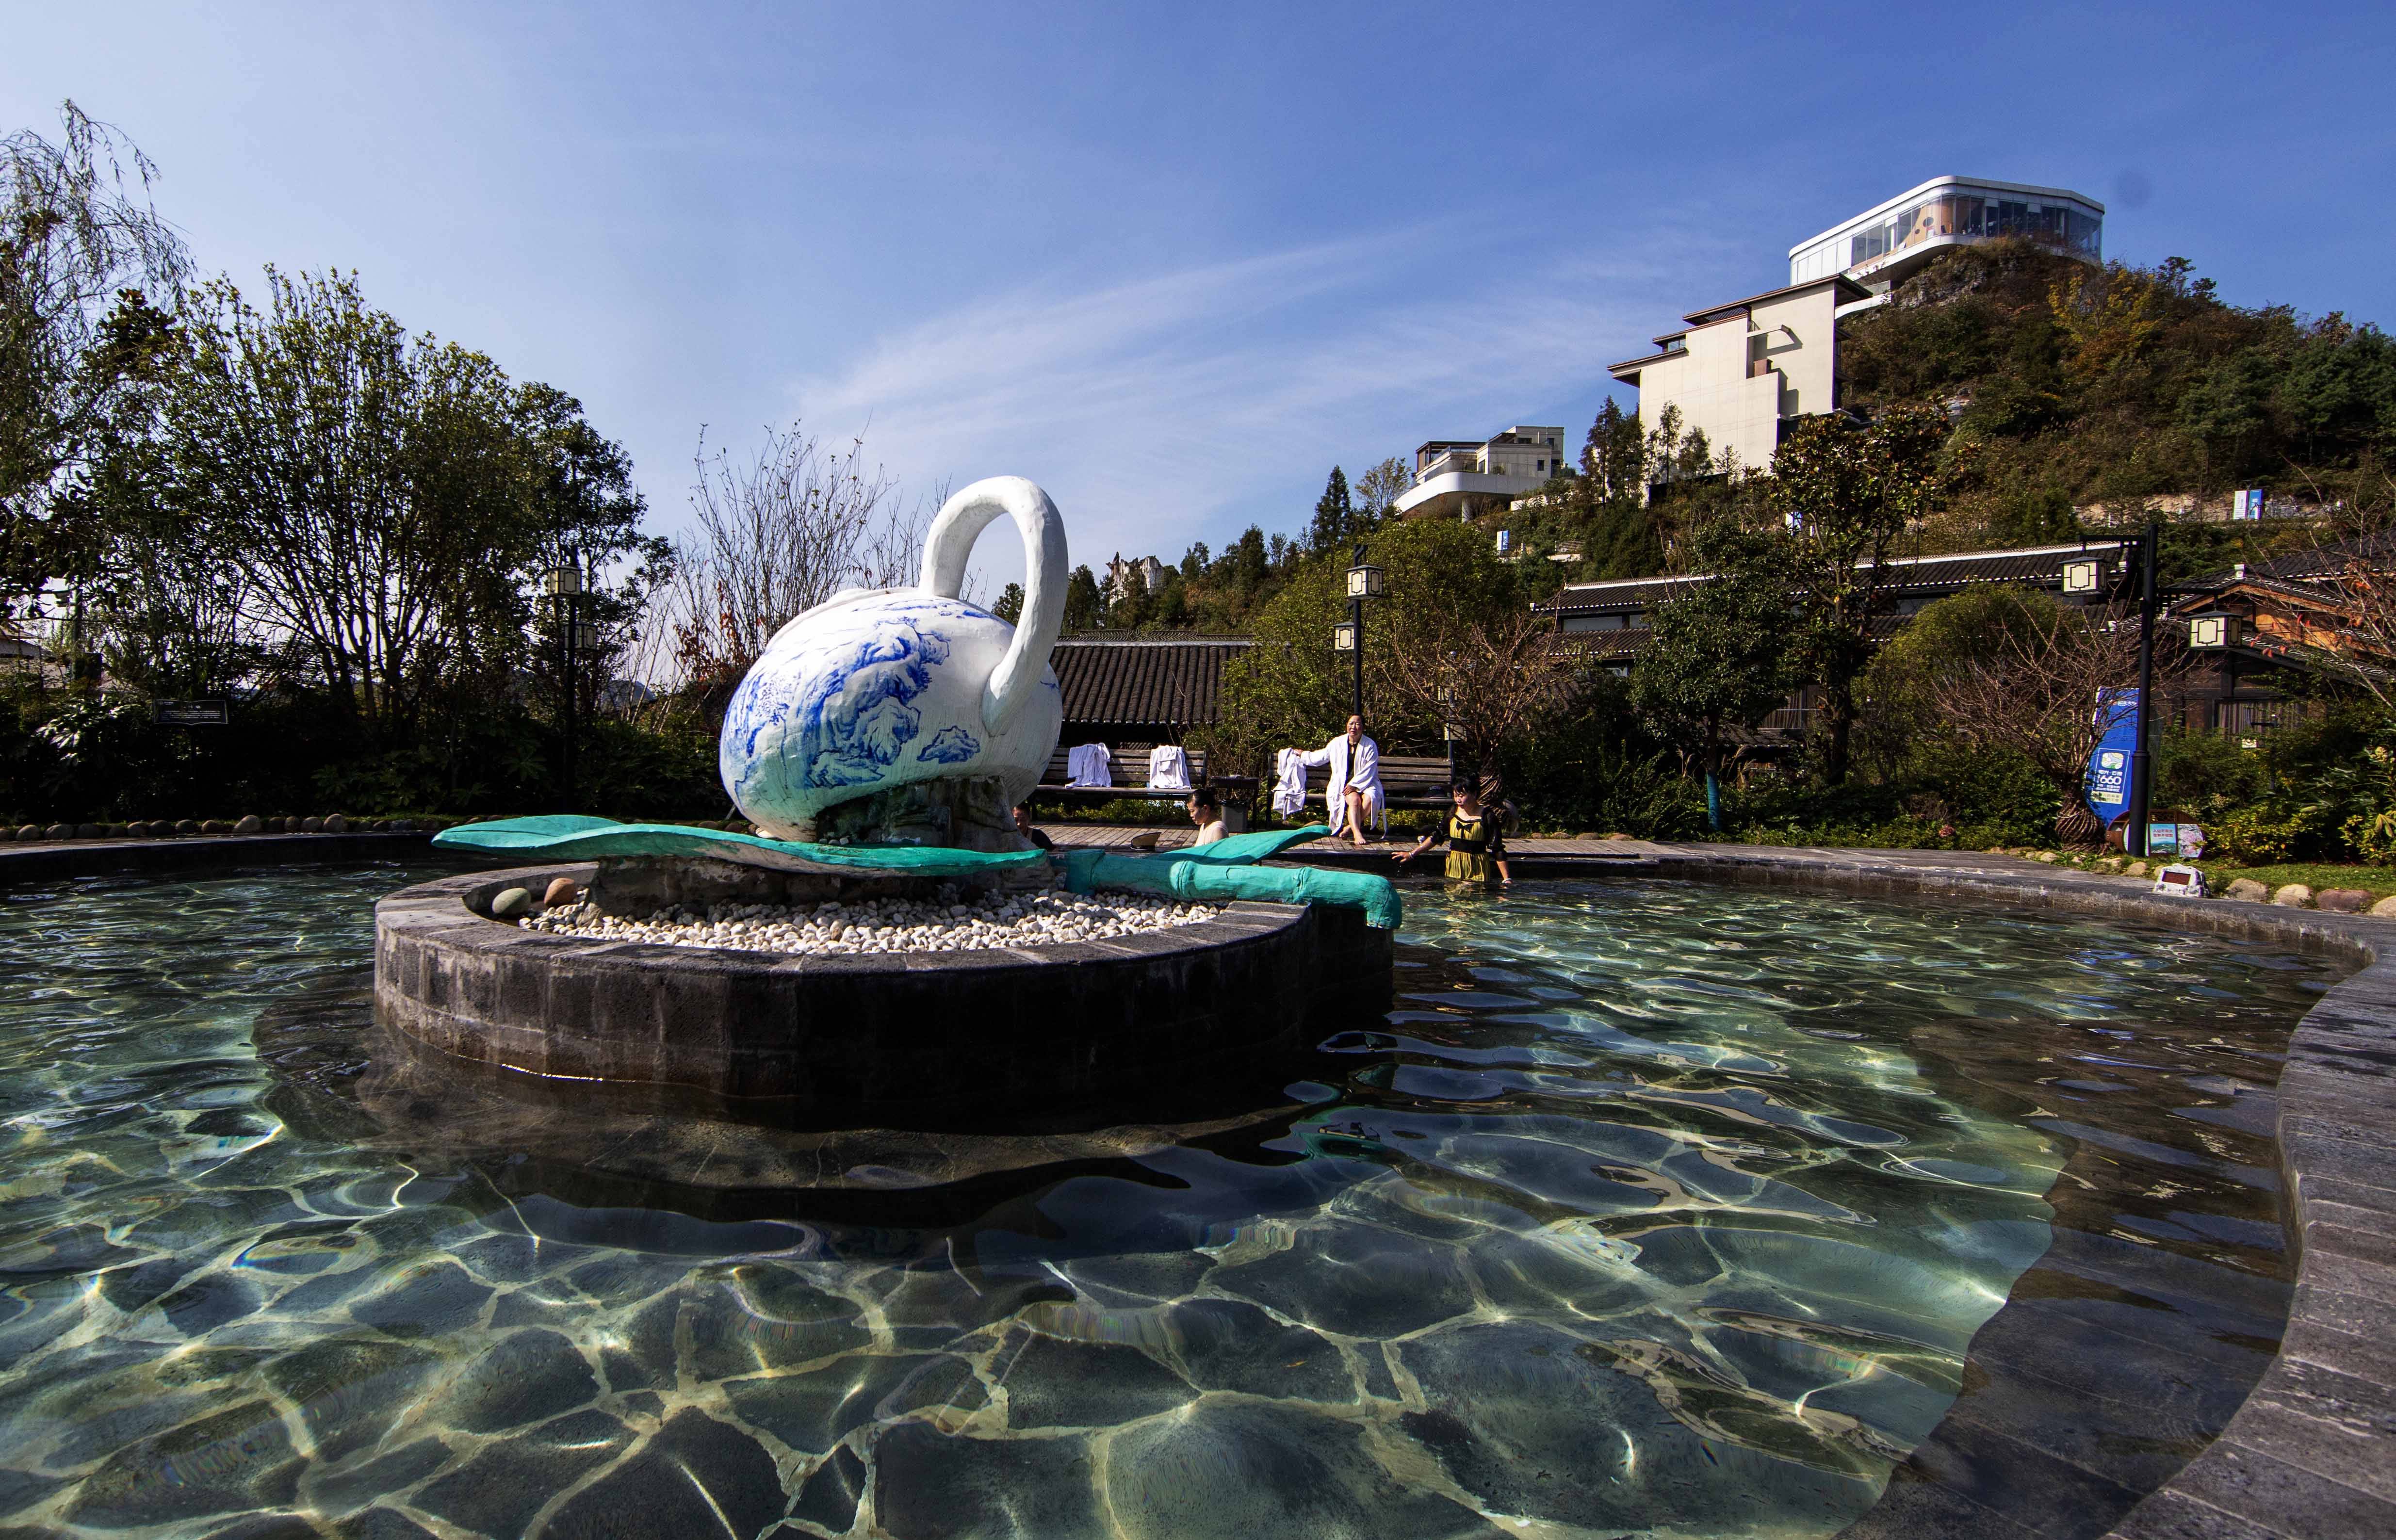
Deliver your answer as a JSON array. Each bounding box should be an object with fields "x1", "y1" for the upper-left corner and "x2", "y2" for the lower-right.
[{"x1": 1049, "y1": 635, "x2": 1250, "y2": 730}]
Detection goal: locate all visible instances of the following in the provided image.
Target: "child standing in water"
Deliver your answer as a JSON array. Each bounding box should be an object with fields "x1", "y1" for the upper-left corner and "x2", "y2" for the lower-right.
[{"x1": 1395, "y1": 780, "x2": 1513, "y2": 887}]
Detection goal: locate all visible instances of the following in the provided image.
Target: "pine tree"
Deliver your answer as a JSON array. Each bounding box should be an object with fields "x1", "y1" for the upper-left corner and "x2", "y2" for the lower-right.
[{"x1": 1309, "y1": 466, "x2": 1353, "y2": 553}]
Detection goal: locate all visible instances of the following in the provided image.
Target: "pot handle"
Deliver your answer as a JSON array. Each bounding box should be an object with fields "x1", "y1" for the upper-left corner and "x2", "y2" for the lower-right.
[{"x1": 918, "y1": 476, "x2": 1068, "y2": 735}]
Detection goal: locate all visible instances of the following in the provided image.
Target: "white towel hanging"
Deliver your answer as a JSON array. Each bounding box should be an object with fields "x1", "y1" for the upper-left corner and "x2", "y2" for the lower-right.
[{"x1": 1147, "y1": 744, "x2": 1191, "y2": 791}]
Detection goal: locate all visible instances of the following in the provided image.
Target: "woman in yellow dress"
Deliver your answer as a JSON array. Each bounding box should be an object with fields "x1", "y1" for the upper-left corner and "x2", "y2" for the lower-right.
[{"x1": 1395, "y1": 780, "x2": 1513, "y2": 887}]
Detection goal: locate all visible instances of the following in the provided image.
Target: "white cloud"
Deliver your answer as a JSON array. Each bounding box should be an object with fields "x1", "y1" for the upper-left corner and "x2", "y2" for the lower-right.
[{"x1": 785, "y1": 222, "x2": 1697, "y2": 588}]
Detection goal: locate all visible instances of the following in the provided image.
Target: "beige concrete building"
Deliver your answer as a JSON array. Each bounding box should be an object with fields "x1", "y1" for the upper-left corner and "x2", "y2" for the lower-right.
[{"x1": 1606, "y1": 276, "x2": 1869, "y2": 483}]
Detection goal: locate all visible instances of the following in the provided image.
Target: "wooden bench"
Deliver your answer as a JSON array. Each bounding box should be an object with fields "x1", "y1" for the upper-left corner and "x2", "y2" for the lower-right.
[
  {"x1": 1291, "y1": 752, "x2": 1456, "y2": 813},
  {"x1": 1029, "y1": 745, "x2": 1210, "y2": 806}
]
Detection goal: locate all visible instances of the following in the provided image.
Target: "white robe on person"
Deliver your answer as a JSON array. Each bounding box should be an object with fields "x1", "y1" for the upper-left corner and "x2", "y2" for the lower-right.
[{"x1": 1301, "y1": 733, "x2": 1384, "y2": 836}]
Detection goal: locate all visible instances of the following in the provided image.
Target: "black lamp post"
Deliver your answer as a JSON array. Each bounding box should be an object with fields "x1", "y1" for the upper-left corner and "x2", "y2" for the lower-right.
[
  {"x1": 1337, "y1": 546, "x2": 1384, "y2": 722},
  {"x1": 543, "y1": 562, "x2": 585, "y2": 810}
]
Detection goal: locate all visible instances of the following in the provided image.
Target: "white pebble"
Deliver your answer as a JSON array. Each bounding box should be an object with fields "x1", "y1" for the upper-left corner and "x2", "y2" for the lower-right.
[{"x1": 522, "y1": 886, "x2": 1221, "y2": 956}]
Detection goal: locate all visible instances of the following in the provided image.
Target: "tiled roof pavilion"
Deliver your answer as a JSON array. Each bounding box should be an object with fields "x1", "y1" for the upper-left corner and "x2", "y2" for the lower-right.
[{"x1": 1047, "y1": 633, "x2": 1251, "y2": 740}]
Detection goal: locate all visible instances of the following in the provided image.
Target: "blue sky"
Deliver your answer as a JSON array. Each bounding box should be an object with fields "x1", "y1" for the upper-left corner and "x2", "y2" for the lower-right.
[{"x1": 8, "y1": 2, "x2": 2392, "y2": 591}]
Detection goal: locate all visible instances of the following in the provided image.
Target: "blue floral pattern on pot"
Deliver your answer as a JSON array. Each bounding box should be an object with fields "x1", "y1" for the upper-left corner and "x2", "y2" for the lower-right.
[{"x1": 719, "y1": 477, "x2": 1069, "y2": 838}]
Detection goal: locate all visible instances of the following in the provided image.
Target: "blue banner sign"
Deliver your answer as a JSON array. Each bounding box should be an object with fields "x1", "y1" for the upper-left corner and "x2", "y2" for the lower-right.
[{"x1": 2086, "y1": 688, "x2": 2139, "y2": 821}]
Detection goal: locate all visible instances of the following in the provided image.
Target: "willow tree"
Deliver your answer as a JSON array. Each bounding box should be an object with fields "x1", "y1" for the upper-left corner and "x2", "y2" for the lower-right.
[{"x1": 0, "y1": 101, "x2": 191, "y2": 617}]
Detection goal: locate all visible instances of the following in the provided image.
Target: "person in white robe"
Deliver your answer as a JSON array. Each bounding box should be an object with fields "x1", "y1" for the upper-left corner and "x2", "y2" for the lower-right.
[{"x1": 1302, "y1": 714, "x2": 1384, "y2": 845}]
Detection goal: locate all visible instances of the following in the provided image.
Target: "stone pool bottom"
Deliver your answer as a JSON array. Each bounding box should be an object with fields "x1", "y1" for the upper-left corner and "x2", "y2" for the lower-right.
[{"x1": 0, "y1": 863, "x2": 2334, "y2": 1539}]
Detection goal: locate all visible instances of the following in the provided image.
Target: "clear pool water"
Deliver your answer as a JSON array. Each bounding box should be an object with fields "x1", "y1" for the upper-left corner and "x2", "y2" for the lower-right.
[{"x1": 0, "y1": 864, "x2": 2333, "y2": 1538}]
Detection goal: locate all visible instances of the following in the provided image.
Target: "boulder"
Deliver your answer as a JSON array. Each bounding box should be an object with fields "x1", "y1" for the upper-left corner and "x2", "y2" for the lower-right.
[
  {"x1": 2271, "y1": 884, "x2": 2313, "y2": 908},
  {"x1": 300, "y1": 817, "x2": 324, "y2": 833},
  {"x1": 13, "y1": 826, "x2": 37, "y2": 841},
  {"x1": 235, "y1": 815, "x2": 262, "y2": 834},
  {"x1": 2316, "y1": 888, "x2": 2370, "y2": 914},
  {"x1": 44, "y1": 824, "x2": 71, "y2": 840},
  {"x1": 75, "y1": 824, "x2": 103, "y2": 839},
  {"x1": 2225, "y1": 878, "x2": 2269, "y2": 903},
  {"x1": 175, "y1": 819, "x2": 200, "y2": 836},
  {"x1": 490, "y1": 888, "x2": 534, "y2": 920},
  {"x1": 2125, "y1": 861, "x2": 2148, "y2": 878},
  {"x1": 543, "y1": 877, "x2": 580, "y2": 908},
  {"x1": 323, "y1": 813, "x2": 348, "y2": 832},
  {"x1": 2373, "y1": 895, "x2": 2396, "y2": 918},
  {"x1": 2034, "y1": 851, "x2": 2057, "y2": 863},
  {"x1": 201, "y1": 819, "x2": 229, "y2": 835}
]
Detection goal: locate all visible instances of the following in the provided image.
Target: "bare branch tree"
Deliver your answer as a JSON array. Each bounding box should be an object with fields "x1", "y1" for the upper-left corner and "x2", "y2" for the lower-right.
[
  {"x1": 1369, "y1": 602, "x2": 1582, "y2": 788},
  {"x1": 663, "y1": 424, "x2": 932, "y2": 706},
  {"x1": 1924, "y1": 602, "x2": 2169, "y2": 848},
  {"x1": 2257, "y1": 463, "x2": 2396, "y2": 711}
]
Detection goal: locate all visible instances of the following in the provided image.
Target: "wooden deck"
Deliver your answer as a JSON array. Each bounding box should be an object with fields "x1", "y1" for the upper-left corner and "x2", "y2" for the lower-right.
[{"x1": 1033, "y1": 823, "x2": 1677, "y2": 859}]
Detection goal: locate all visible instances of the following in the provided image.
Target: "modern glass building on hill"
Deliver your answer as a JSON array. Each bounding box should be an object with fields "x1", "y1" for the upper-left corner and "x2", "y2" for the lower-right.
[{"x1": 1789, "y1": 176, "x2": 2103, "y2": 292}]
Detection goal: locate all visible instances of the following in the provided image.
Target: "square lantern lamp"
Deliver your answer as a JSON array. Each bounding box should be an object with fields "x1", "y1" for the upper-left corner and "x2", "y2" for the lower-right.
[
  {"x1": 2061, "y1": 557, "x2": 2103, "y2": 597},
  {"x1": 2188, "y1": 612, "x2": 2243, "y2": 649},
  {"x1": 573, "y1": 621, "x2": 603, "y2": 652},
  {"x1": 542, "y1": 565, "x2": 585, "y2": 599},
  {"x1": 1332, "y1": 621, "x2": 1358, "y2": 652},
  {"x1": 1345, "y1": 563, "x2": 1385, "y2": 600}
]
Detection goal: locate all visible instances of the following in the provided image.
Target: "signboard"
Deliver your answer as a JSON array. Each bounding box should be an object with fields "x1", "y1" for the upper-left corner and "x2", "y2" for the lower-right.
[
  {"x1": 2230, "y1": 488, "x2": 2265, "y2": 520},
  {"x1": 154, "y1": 698, "x2": 229, "y2": 726},
  {"x1": 2085, "y1": 688, "x2": 2138, "y2": 821}
]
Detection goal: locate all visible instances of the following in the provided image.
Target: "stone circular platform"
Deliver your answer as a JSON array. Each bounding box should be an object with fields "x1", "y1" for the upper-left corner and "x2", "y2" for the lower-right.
[{"x1": 373, "y1": 863, "x2": 1392, "y2": 1118}]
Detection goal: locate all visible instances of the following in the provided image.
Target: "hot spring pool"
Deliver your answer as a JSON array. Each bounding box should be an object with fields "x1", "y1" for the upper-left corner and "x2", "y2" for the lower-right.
[{"x1": 0, "y1": 862, "x2": 2336, "y2": 1538}]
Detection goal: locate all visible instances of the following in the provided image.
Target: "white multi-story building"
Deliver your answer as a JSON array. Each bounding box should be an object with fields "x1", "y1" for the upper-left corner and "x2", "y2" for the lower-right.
[
  {"x1": 1789, "y1": 176, "x2": 2104, "y2": 293},
  {"x1": 1105, "y1": 553, "x2": 1166, "y2": 604},
  {"x1": 1392, "y1": 425, "x2": 1568, "y2": 521},
  {"x1": 1606, "y1": 276, "x2": 1867, "y2": 480}
]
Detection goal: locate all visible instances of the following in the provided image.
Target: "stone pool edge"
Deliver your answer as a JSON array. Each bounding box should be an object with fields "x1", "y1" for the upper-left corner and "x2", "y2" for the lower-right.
[{"x1": 1297, "y1": 841, "x2": 2395, "y2": 1540}]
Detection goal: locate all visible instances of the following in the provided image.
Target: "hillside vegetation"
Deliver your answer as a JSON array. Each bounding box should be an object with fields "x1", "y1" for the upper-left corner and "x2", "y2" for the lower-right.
[{"x1": 1488, "y1": 242, "x2": 2396, "y2": 584}]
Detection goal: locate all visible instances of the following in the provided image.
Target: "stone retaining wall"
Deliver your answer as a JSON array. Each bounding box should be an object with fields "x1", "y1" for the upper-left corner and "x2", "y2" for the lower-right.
[
  {"x1": 374, "y1": 863, "x2": 1393, "y2": 1119},
  {"x1": 0, "y1": 829, "x2": 438, "y2": 885}
]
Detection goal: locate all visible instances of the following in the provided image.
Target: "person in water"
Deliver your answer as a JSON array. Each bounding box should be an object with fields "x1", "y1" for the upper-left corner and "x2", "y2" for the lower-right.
[
  {"x1": 1395, "y1": 779, "x2": 1513, "y2": 886},
  {"x1": 1186, "y1": 788, "x2": 1227, "y2": 847}
]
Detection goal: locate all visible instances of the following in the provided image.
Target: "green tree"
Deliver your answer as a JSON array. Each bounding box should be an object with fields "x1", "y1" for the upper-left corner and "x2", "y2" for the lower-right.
[
  {"x1": 1202, "y1": 519, "x2": 1517, "y2": 779},
  {"x1": 1581, "y1": 398, "x2": 1645, "y2": 503},
  {"x1": 2, "y1": 102, "x2": 192, "y2": 616},
  {"x1": 992, "y1": 582, "x2": 1023, "y2": 623},
  {"x1": 1857, "y1": 583, "x2": 2057, "y2": 776},
  {"x1": 154, "y1": 268, "x2": 647, "y2": 742},
  {"x1": 1352, "y1": 457, "x2": 1410, "y2": 525},
  {"x1": 1308, "y1": 465, "x2": 1353, "y2": 553},
  {"x1": 1062, "y1": 564, "x2": 1104, "y2": 630},
  {"x1": 1768, "y1": 403, "x2": 1952, "y2": 784},
  {"x1": 1630, "y1": 519, "x2": 1797, "y2": 828}
]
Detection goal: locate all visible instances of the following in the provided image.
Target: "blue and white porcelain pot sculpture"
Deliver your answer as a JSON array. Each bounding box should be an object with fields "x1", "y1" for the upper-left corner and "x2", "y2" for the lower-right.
[{"x1": 719, "y1": 475, "x2": 1068, "y2": 842}]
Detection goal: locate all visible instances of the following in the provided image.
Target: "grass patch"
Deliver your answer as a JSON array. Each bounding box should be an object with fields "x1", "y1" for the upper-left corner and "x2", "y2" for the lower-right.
[{"x1": 2187, "y1": 862, "x2": 2392, "y2": 901}]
